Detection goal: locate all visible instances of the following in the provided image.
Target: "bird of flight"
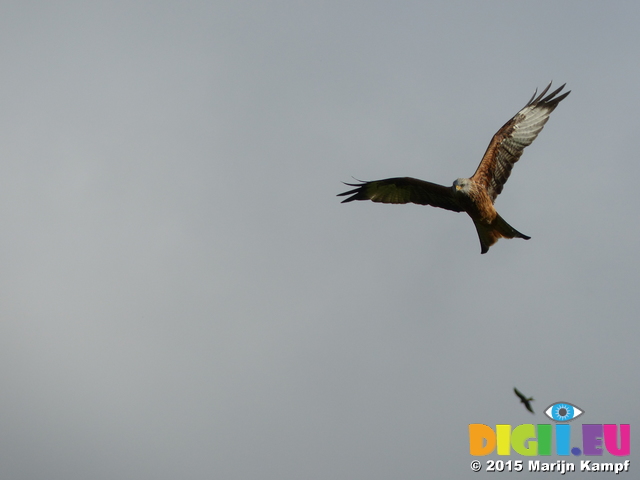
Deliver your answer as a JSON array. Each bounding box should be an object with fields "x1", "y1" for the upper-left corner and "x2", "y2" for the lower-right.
[
  {"x1": 514, "y1": 387, "x2": 535, "y2": 414},
  {"x1": 338, "y1": 83, "x2": 570, "y2": 254}
]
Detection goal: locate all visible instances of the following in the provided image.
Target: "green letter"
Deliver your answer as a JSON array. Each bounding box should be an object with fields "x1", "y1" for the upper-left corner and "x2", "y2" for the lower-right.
[
  {"x1": 511, "y1": 424, "x2": 537, "y2": 456},
  {"x1": 537, "y1": 424, "x2": 552, "y2": 456}
]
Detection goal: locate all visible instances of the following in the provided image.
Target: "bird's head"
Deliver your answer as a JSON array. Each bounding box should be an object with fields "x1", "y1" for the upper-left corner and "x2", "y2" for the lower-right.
[{"x1": 453, "y1": 178, "x2": 472, "y2": 194}]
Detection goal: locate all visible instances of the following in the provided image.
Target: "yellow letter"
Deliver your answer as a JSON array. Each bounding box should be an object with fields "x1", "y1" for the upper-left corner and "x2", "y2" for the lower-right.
[{"x1": 496, "y1": 425, "x2": 511, "y2": 455}]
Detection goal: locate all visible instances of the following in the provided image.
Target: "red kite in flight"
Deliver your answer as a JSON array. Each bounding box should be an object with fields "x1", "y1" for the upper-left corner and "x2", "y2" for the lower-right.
[
  {"x1": 514, "y1": 387, "x2": 535, "y2": 414},
  {"x1": 339, "y1": 83, "x2": 570, "y2": 253}
]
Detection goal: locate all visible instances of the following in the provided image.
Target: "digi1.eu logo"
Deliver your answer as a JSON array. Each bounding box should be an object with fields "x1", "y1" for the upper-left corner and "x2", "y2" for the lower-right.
[{"x1": 469, "y1": 401, "x2": 630, "y2": 457}]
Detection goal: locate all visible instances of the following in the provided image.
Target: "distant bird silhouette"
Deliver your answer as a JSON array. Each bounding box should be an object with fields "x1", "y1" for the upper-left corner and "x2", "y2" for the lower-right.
[
  {"x1": 514, "y1": 387, "x2": 534, "y2": 413},
  {"x1": 338, "y1": 83, "x2": 570, "y2": 254}
]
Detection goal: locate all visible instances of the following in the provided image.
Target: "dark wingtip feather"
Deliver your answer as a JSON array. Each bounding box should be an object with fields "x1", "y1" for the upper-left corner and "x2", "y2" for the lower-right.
[
  {"x1": 526, "y1": 82, "x2": 571, "y2": 108},
  {"x1": 338, "y1": 181, "x2": 367, "y2": 202},
  {"x1": 532, "y1": 82, "x2": 552, "y2": 104},
  {"x1": 337, "y1": 189, "x2": 360, "y2": 202}
]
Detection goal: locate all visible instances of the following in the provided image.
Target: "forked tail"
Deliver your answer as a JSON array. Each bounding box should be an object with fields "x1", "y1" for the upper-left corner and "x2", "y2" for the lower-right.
[{"x1": 473, "y1": 214, "x2": 530, "y2": 254}]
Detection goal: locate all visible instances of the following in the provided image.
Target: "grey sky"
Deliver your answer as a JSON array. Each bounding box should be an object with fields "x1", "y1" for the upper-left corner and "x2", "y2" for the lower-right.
[{"x1": 0, "y1": 1, "x2": 637, "y2": 478}]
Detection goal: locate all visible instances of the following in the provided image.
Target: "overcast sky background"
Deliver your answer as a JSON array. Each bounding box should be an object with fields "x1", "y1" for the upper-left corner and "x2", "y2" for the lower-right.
[{"x1": 0, "y1": 1, "x2": 637, "y2": 478}]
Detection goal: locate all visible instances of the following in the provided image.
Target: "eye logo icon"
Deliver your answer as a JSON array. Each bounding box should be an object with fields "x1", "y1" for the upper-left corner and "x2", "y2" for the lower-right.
[{"x1": 544, "y1": 402, "x2": 584, "y2": 422}]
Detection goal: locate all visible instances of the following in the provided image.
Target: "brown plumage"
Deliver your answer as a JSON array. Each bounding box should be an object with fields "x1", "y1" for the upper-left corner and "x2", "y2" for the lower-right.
[
  {"x1": 514, "y1": 387, "x2": 535, "y2": 414},
  {"x1": 339, "y1": 83, "x2": 570, "y2": 254}
]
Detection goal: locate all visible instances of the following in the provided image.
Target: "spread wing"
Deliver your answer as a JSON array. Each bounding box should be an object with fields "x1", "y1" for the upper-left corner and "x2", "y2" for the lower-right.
[
  {"x1": 514, "y1": 387, "x2": 534, "y2": 413},
  {"x1": 338, "y1": 177, "x2": 463, "y2": 212},
  {"x1": 471, "y1": 83, "x2": 570, "y2": 202},
  {"x1": 514, "y1": 387, "x2": 527, "y2": 401}
]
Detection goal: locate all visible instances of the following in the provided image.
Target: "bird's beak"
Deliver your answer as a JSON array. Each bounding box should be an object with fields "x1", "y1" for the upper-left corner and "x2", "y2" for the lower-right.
[{"x1": 455, "y1": 185, "x2": 461, "y2": 191}]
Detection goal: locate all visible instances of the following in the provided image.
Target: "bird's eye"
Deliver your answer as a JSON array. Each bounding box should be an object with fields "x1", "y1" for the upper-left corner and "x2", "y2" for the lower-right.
[{"x1": 544, "y1": 402, "x2": 584, "y2": 422}]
